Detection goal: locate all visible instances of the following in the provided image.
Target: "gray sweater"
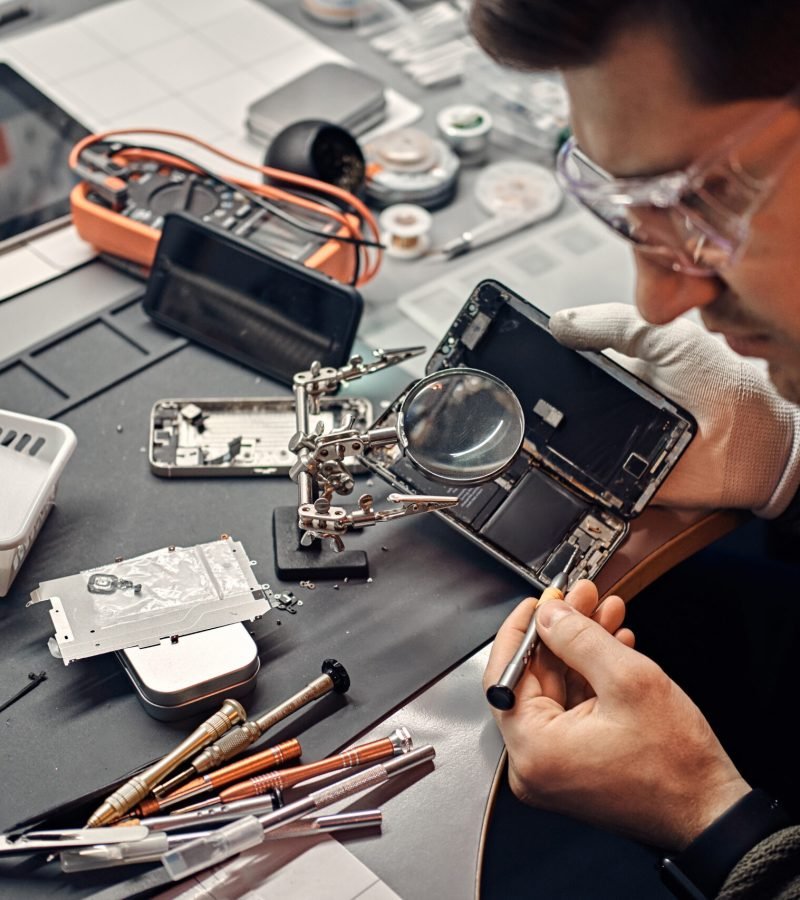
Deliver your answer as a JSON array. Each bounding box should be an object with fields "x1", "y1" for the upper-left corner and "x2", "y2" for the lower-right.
[{"x1": 719, "y1": 827, "x2": 800, "y2": 899}]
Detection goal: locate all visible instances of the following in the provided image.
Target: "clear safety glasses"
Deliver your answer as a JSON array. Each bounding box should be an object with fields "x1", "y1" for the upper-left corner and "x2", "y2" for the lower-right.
[{"x1": 556, "y1": 92, "x2": 800, "y2": 276}]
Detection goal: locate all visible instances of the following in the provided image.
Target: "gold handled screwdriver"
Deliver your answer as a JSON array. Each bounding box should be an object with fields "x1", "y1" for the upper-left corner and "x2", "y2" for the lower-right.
[
  {"x1": 132, "y1": 738, "x2": 302, "y2": 817},
  {"x1": 154, "y1": 658, "x2": 350, "y2": 797},
  {"x1": 86, "y1": 698, "x2": 245, "y2": 827}
]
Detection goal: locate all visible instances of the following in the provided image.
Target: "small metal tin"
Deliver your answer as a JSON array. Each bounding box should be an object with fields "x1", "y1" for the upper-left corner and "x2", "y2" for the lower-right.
[{"x1": 118, "y1": 623, "x2": 259, "y2": 721}]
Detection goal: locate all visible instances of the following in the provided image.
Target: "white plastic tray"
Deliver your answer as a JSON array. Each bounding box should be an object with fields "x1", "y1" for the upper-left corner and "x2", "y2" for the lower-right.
[{"x1": 0, "y1": 409, "x2": 76, "y2": 597}]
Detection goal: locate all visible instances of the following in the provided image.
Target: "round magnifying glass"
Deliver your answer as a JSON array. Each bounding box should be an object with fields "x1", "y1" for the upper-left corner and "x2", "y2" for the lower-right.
[{"x1": 396, "y1": 368, "x2": 524, "y2": 485}]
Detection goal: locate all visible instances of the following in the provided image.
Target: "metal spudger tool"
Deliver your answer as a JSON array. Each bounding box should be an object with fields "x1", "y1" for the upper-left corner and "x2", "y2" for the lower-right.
[
  {"x1": 486, "y1": 548, "x2": 579, "y2": 711},
  {"x1": 86, "y1": 699, "x2": 246, "y2": 827},
  {"x1": 154, "y1": 659, "x2": 350, "y2": 797},
  {"x1": 0, "y1": 826, "x2": 149, "y2": 855},
  {"x1": 59, "y1": 811, "x2": 383, "y2": 871}
]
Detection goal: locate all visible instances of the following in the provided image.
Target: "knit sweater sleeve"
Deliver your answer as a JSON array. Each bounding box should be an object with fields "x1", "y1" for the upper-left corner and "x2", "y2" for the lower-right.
[{"x1": 717, "y1": 826, "x2": 800, "y2": 899}]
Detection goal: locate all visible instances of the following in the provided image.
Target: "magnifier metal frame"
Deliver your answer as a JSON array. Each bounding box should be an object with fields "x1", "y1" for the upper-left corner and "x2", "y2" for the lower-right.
[{"x1": 396, "y1": 367, "x2": 525, "y2": 486}]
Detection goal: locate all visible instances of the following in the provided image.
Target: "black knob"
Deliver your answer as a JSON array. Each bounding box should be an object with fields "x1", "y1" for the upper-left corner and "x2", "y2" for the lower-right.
[
  {"x1": 486, "y1": 684, "x2": 516, "y2": 710},
  {"x1": 321, "y1": 658, "x2": 351, "y2": 694}
]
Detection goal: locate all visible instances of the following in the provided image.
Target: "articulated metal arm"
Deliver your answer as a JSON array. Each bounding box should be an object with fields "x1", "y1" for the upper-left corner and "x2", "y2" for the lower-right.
[
  {"x1": 297, "y1": 494, "x2": 458, "y2": 553},
  {"x1": 289, "y1": 347, "x2": 455, "y2": 552}
]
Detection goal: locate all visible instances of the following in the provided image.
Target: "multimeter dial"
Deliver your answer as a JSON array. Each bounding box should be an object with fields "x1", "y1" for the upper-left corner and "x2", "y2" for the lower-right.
[{"x1": 118, "y1": 165, "x2": 241, "y2": 228}]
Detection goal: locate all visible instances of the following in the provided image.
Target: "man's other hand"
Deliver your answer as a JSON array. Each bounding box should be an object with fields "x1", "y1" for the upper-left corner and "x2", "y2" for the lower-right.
[{"x1": 550, "y1": 303, "x2": 800, "y2": 517}]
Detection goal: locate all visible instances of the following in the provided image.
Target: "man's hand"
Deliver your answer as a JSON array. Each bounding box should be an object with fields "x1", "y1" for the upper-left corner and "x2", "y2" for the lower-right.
[
  {"x1": 550, "y1": 303, "x2": 800, "y2": 517},
  {"x1": 484, "y1": 582, "x2": 750, "y2": 850}
]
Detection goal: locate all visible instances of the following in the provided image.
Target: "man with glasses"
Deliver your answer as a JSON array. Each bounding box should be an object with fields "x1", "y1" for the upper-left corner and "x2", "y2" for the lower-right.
[{"x1": 471, "y1": 1, "x2": 800, "y2": 897}]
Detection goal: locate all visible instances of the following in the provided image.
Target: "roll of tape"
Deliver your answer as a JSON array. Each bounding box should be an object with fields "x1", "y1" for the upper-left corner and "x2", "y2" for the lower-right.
[
  {"x1": 436, "y1": 104, "x2": 493, "y2": 164},
  {"x1": 364, "y1": 128, "x2": 460, "y2": 210}
]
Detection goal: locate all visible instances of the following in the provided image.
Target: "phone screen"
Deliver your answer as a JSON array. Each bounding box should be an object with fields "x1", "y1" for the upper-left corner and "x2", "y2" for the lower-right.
[{"x1": 142, "y1": 213, "x2": 363, "y2": 385}]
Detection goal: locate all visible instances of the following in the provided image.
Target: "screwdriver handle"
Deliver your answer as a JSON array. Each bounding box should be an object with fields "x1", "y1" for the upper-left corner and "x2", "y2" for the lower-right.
[
  {"x1": 485, "y1": 581, "x2": 567, "y2": 712},
  {"x1": 86, "y1": 699, "x2": 245, "y2": 827},
  {"x1": 135, "y1": 738, "x2": 303, "y2": 816},
  {"x1": 221, "y1": 736, "x2": 398, "y2": 803}
]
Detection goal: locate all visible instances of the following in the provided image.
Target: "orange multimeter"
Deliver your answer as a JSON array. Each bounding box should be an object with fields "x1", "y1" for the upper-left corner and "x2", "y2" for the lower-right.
[{"x1": 69, "y1": 128, "x2": 383, "y2": 287}]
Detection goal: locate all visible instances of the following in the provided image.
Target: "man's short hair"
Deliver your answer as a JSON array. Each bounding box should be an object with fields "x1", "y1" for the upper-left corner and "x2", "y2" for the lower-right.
[{"x1": 470, "y1": 0, "x2": 800, "y2": 102}]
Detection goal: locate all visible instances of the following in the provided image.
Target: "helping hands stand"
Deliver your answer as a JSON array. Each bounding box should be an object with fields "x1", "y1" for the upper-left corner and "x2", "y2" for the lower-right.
[{"x1": 273, "y1": 348, "x2": 458, "y2": 579}]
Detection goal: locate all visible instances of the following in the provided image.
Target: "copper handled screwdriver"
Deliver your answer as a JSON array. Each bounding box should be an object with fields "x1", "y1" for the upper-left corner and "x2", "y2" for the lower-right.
[
  {"x1": 132, "y1": 738, "x2": 302, "y2": 817},
  {"x1": 486, "y1": 548, "x2": 579, "y2": 711},
  {"x1": 180, "y1": 726, "x2": 413, "y2": 810},
  {"x1": 86, "y1": 699, "x2": 246, "y2": 827},
  {"x1": 154, "y1": 659, "x2": 350, "y2": 797}
]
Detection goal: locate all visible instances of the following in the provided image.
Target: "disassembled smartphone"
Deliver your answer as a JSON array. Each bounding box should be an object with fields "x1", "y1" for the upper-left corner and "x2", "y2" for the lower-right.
[
  {"x1": 150, "y1": 396, "x2": 373, "y2": 477},
  {"x1": 362, "y1": 280, "x2": 697, "y2": 591},
  {"x1": 142, "y1": 213, "x2": 363, "y2": 386}
]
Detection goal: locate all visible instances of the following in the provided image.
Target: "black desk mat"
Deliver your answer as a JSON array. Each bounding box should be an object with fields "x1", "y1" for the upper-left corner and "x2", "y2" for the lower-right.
[{"x1": 0, "y1": 311, "x2": 529, "y2": 897}]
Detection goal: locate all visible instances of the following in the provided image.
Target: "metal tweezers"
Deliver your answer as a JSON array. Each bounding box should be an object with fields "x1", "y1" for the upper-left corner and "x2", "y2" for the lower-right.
[{"x1": 0, "y1": 826, "x2": 149, "y2": 854}]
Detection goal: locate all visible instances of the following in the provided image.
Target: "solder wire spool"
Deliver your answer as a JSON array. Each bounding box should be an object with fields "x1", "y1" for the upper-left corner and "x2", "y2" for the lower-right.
[
  {"x1": 363, "y1": 127, "x2": 460, "y2": 210},
  {"x1": 474, "y1": 159, "x2": 563, "y2": 221},
  {"x1": 379, "y1": 203, "x2": 432, "y2": 259},
  {"x1": 436, "y1": 104, "x2": 493, "y2": 165},
  {"x1": 301, "y1": 0, "x2": 358, "y2": 25}
]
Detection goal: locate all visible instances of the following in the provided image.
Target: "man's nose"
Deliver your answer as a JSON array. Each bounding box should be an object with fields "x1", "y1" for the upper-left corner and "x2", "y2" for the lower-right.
[{"x1": 633, "y1": 251, "x2": 724, "y2": 324}]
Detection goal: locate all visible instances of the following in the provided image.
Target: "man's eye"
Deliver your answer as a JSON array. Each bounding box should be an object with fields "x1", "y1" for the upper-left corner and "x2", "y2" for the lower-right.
[{"x1": 684, "y1": 171, "x2": 757, "y2": 217}]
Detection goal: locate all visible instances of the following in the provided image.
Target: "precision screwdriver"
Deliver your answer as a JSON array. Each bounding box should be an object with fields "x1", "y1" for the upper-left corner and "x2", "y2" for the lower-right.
[
  {"x1": 86, "y1": 699, "x2": 245, "y2": 827},
  {"x1": 486, "y1": 548, "x2": 578, "y2": 711},
  {"x1": 161, "y1": 745, "x2": 436, "y2": 881},
  {"x1": 177, "y1": 727, "x2": 413, "y2": 811},
  {"x1": 154, "y1": 658, "x2": 350, "y2": 797},
  {"x1": 131, "y1": 738, "x2": 302, "y2": 817}
]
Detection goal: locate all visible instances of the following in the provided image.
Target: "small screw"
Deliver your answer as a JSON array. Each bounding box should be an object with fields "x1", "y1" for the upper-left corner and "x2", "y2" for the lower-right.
[
  {"x1": 333, "y1": 584, "x2": 339, "y2": 590},
  {"x1": 367, "y1": 577, "x2": 373, "y2": 583},
  {"x1": 116, "y1": 424, "x2": 123, "y2": 433},
  {"x1": 381, "y1": 546, "x2": 389, "y2": 552}
]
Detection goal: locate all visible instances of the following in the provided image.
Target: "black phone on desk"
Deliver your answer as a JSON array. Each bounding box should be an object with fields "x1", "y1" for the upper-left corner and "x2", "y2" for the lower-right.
[
  {"x1": 362, "y1": 280, "x2": 697, "y2": 591},
  {"x1": 142, "y1": 212, "x2": 363, "y2": 386}
]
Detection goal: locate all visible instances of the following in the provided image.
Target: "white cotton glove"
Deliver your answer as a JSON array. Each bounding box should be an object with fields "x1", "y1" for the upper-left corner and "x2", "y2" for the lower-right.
[{"x1": 550, "y1": 303, "x2": 800, "y2": 517}]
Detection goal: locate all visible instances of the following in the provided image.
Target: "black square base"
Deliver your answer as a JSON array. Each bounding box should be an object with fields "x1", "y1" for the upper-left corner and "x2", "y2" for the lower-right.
[{"x1": 272, "y1": 506, "x2": 369, "y2": 580}]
